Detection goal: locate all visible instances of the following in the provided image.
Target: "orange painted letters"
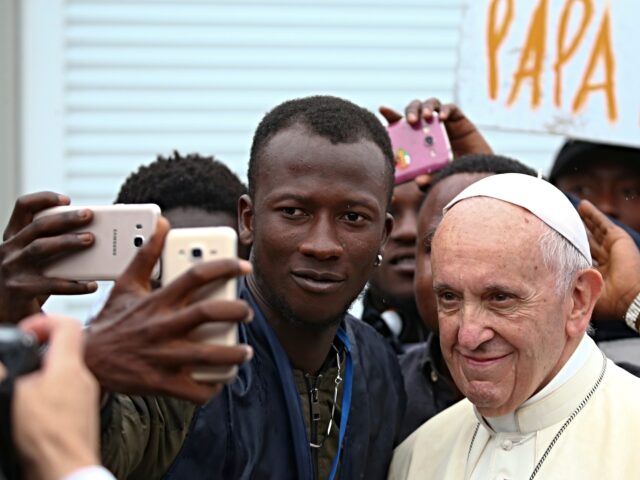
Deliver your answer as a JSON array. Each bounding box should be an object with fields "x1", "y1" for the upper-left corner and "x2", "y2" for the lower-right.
[
  {"x1": 554, "y1": 0, "x2": 594, "y2": 107},
  {"x1": 572, "y1": 7, "x2": 618, "y2": 121},
  {"x1": 486, "y1": 0, "x2": 514, "y2": 100}
]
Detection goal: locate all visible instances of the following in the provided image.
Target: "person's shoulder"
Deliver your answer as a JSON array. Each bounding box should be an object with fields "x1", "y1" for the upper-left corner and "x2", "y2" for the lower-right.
[
  {"x1": 345, "y1": 313, "x2": 397, "y2": 355},
  {"x1": 416, "y1": 397, "x2": 475, "y2": 432},
  {"x1": 605, "y1": 359, "x2": 640, "y2": 394},
  {"x1": 389, "y1": 399, "x2": 476, "y2": 479},
  {"x1": 398, "y1": 343, "x2": 425, "y2": 368},
  {"x1": 344, "y1": 314, "x2": 404, "y2": 386}
]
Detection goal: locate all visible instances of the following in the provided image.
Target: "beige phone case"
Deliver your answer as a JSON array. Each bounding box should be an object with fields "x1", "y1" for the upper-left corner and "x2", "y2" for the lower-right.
[
  {"x1": 33, "y1": 204, "x2": 161, "y2": 281},
  {"x1": 161, "y1": 226, "x2": 239, "y2": 383}
]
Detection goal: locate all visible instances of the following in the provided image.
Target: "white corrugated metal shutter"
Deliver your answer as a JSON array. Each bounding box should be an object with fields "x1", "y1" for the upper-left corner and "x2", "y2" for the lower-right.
[{"x1": 22, "y1": 0, "x2": 562, "y2": 318}]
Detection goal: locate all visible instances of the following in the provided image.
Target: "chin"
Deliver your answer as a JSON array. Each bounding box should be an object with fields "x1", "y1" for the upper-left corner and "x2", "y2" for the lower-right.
[{"x1": 462, "y1": 383, "x2": 513, "y2": 416}]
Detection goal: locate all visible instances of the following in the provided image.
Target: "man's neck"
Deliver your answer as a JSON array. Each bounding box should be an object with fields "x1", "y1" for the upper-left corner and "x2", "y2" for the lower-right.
[{"x1": 247, "y1": 274, "x2": 340, "y2": 375}]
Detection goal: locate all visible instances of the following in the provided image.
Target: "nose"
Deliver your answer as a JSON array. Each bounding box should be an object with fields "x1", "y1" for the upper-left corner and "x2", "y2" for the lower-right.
[
  {"x1": 298, "y1": 215, "x2": 344, "y2": 260},
  {"x1": 457, "y1": 305, "x2": 495, "y2": 351},
  {"x1": 390, "y1": 210, "x2": 418, "y2": 243}
]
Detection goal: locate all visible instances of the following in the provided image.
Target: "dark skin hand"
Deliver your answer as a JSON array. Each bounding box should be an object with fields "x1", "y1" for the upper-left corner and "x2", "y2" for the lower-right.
[
  {"x1": 578, "y1": 199, "x2": 640, "y2": 326},
  {"x1": 84, "y1": 217, "x2": 254, "y2": 405},
  {"x1": 0, "y1": 192, "x2": 97, "y2": 325},
  {"x1": 380, "y1": 98, "x2": 493, "y2": 190}
]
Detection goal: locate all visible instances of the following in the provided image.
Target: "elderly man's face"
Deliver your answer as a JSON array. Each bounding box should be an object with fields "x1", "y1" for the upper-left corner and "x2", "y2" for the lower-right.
[{"x1": 431, "y1": 198, "x2": 574, "y2": 417}]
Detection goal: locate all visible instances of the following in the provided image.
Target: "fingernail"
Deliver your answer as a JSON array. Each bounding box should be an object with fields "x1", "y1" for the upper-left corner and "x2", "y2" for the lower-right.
[
  {"x1": 78, "y1": 233, "x2": 92, "y2": 243},
  {"x1": 239, "y1": 260, "x2": 253, "y2": 274},
  {"x1": 87, "y1": 281, "x2": 98, "y2": 291},
  {"x1": 244, "y1": 345, "x2": 254, "y2": 362},
  {"x1": 78, "y1": 209, "x2": 91, "y2": 220},
  {"x1": 58, "y1": 194, "x2": 70, "y2": 205},
  {"x1": 407, "y1": 113, "x2": 417, "y2": 122},
  {"x1": 245, "y1": 308, "x2": 254, "y2": 323}
]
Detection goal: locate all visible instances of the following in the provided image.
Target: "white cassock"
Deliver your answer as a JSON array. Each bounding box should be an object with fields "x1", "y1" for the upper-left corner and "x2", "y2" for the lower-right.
[{"x1": 388, "y1": 336, "x2": 640, "y2": 480}]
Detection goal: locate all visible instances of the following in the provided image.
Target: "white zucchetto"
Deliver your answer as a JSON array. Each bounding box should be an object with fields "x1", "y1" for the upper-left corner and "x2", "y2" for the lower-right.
[{"x1": 443, "y1": 173, "x2": 592, "y2": 263}]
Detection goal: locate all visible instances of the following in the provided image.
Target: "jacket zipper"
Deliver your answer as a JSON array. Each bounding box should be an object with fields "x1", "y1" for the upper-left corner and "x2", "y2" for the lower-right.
[{"x1": 305, "y1": 373, "x2": 322, "y2": 480}]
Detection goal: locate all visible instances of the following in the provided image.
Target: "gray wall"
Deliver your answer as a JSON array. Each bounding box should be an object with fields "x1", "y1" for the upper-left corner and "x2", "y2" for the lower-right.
[{"x1": 0, "y1": 0, "x2": 20, "y2": 228}]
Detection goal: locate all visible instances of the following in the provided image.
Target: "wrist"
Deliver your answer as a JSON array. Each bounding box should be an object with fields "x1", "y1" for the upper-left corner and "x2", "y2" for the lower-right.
[{"x1": 624, "y1": 291, "x2": 640, "y2": 334}]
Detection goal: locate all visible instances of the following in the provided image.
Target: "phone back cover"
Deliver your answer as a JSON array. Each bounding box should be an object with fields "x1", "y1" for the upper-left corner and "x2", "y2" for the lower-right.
[{"x1": 161, "y1": 226, "x2": 239, "y2": 383}]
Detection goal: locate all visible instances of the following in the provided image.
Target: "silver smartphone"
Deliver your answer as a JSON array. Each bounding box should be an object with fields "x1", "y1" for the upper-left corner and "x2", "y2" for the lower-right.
[
  {"x1": 161, "y1": 226, "x2": 239, "y2": 383},
  {"x1": 33, "y1": 204, "x2": 161, "y2": 281}
]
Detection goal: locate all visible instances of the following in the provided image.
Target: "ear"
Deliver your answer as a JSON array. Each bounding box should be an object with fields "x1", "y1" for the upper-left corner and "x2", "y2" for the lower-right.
[
  {"x1": 238, "y1": 194, "x2": 255, "y2": 247},
  {"x1": 565, "y1": 268, "x2": 604, "y2": 338},
  {"x1": 381, "y1": 212, "x2": 394, "y2": 249}
]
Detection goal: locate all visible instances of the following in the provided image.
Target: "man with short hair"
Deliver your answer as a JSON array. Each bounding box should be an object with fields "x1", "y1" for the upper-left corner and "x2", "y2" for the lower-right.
[
  {"x1": 99, "y1": 95, "x2": 406, "y2": 479},
  {"x1": 115, "y1": 150, "x2": 250, "y2": 257},
  {"x1": 389, "y1": 173, "x2": 640, "y2": 479}
]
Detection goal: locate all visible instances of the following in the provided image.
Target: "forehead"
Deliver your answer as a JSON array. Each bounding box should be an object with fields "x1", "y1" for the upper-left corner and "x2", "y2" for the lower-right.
[
  {"x1": 419, "y1": 172, "x2": 491, "y2": 236},
  {"x1": 164, "y1": 207, "x2": 237, "y2": 230},
  {"x1": 255, "y1": 125, "x2": 390, "y2": 204},
  {"x1": 433, "y1": 198, "x2": 545, "y2": 263},
  {"x1": 391, "y1": 181, "x2": 424, "y2": 208}
]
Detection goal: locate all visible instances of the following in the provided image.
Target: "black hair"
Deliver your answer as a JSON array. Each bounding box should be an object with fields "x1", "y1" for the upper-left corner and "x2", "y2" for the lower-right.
[
  {"x1": 549, "y1": 139, "x2": 640, "y2": 183},
  {"x1": 248, "y1": 95, "x2": 395, "y2": 201},
  {"x1": 115, "y1": 151, "x2": 247, "y2": 216},
  {"x1": 428, "y1": 153, "x2": 538, "y2": 193}
]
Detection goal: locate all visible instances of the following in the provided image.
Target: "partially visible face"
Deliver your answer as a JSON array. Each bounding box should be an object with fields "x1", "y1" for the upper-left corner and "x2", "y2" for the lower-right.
[
  {"x1": 164, "y1": 206, "x2": 249, "y2": 259},
  {"x1": 244, "y1": 125, "x2": 392, "y2": 328},
  {"x1": 432, "y1": 198, "x2": 573, "y2": 417},
  {"x1": 415, "y1": 173, "x2": 490, "y2": 332},
  {"x1": 369, "y1": 181, "x2": 424, "y2": 303},
  {"x1": 555, "y1": 158, "x2": 640, "y2": 231}
]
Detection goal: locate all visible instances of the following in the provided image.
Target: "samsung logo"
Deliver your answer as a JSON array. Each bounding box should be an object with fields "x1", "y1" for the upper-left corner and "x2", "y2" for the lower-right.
[{"x1": 112, "y1": 229, "x2": 117, "y2": 256}]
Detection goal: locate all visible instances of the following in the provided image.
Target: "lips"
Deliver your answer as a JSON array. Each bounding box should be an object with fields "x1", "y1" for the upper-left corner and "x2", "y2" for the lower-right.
[
  {"x1": 388, "y1": 251, "x2": 416, "y2": 275},
  {"x1": 461, "y1": 352, "x2": 512, "y2": 369},
  {"x1": 290, "y1": 268, "x2": 345, "y2": 294}
]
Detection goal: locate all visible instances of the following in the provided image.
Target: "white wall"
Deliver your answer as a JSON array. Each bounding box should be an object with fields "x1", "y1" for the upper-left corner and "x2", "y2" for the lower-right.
[{"x1": 20, "y1": 0, "x2": 565, "y2": 319}]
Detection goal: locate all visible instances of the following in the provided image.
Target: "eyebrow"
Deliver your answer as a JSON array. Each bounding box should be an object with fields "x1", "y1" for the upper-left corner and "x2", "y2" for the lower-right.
[
  {"x1": 267, "y1": 192, "x2": 380, "y2": 210},
  {"x1": 432, "y1": 282, "x2": 453, "y2": 293}
]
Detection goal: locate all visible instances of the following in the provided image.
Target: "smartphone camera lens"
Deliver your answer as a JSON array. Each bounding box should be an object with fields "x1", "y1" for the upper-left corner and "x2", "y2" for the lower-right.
[
  {"x1": 191, "y1": 247, "x2": 203, "y2": 259},
  {"x1": 134, "y1": 236, "x2": 144, "y2": 247},
  {"x1": 425, "y1": 136, "x2": 434, "y2": 146}
]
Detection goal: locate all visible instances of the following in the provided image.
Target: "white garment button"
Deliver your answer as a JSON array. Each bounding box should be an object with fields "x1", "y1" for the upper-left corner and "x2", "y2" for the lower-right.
[{"x1": 501, "y1": 439, "x2": 513, "y2": 451}]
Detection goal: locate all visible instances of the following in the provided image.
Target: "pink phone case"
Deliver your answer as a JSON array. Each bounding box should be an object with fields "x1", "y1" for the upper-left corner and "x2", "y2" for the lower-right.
[{"x1": 388, "y1": 114, "x2": 453, "y2": 185}]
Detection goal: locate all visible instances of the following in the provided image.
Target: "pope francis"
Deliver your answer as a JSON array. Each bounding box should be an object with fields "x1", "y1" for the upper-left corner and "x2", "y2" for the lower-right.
[{"x1": 388, "y1": 173, "x2": 640, "y2": 480}]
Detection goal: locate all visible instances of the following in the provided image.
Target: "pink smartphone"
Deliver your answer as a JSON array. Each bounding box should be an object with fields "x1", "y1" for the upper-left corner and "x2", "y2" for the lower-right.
[
  {"x1": 388, "y1": 114, "x2": 453, "y2": 185},
  {"x1": 161, "y1": 227, "x2": 239, "y2": 383}
]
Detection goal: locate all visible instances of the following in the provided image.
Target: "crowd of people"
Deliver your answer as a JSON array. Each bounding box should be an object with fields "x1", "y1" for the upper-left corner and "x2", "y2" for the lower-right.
[{"x1": 1, "y1": 94, "x2": 640, "y2": 480}]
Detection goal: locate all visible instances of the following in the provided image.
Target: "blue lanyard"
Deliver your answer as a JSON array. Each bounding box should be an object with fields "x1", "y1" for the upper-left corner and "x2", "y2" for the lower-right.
[{"x1": 328, "y1": 328, "x2": 353, "y2": 480}]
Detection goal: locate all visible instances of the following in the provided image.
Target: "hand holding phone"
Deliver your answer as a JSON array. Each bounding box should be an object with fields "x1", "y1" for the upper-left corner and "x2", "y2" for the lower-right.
[
  {"x1": 33, "y1": 204, "x2": 160, "y2": 281},
  {"x1": 0, "y1": 192, "x2": 97, "y2": 325},
  {"x1": 388, "y1": 114, "x2": 453, "y2": 185},
  {"x1": 161, "y1": 227, "x2": 240, "y2": 383}
]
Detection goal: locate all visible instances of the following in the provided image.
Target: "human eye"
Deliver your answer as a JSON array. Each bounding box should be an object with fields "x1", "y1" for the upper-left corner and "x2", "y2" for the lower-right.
[
  {"x1": 621, "y1": 187, "x2": 640, "y2": 201},
  {"x1": 570, "y1": 184, "x2": 592, "y2": 197},
  {"x1": 342, "y1": 211, "x2": 367, "y2": 224},
  {"x1": 435, "y1": 289, "x2": 460, "y2": 311},
  {"x1": 486, "y1": 290, "x2": 517, "y2": 308},
  {"x1": 281, "y1": 207, "x2": 306, "y2": 218},
  {"x1": 492, "y1": 292, "x2": 512, "y2": 302}
]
